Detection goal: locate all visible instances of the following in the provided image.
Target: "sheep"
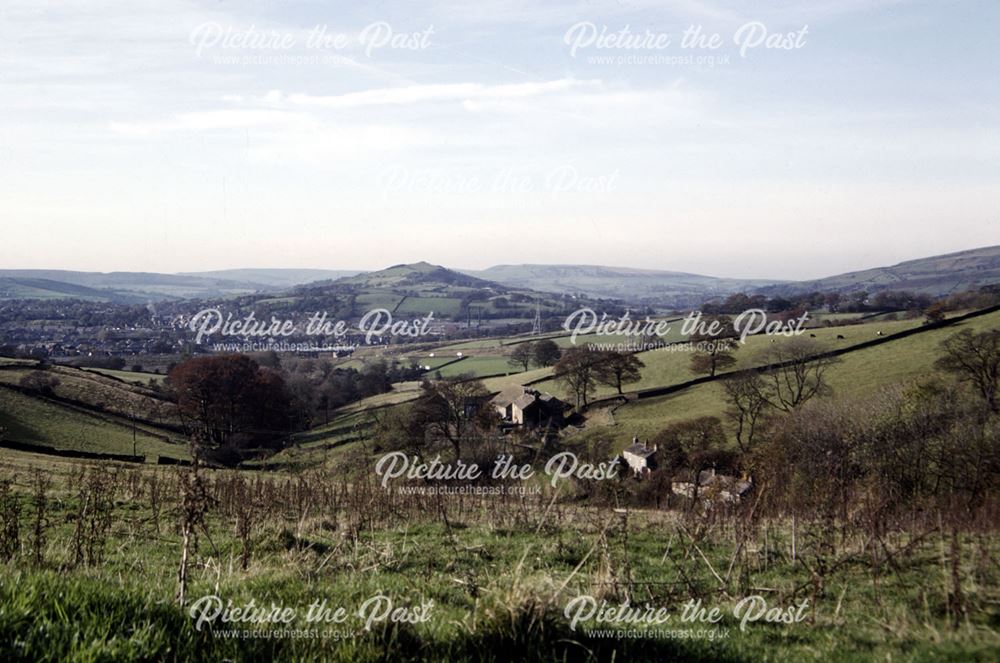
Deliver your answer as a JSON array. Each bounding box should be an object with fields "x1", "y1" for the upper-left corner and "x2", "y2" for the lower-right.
[{"x1": 876, "y1": 330, "x2": 884, "y2": 336}]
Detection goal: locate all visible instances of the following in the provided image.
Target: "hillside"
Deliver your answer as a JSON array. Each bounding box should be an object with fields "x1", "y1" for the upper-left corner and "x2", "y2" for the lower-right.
[
  {"x1": 0, "y1": 276, "x2": 133, "y2": 302},
  {"x1": 181, "y1": 268, "x2": 360, "y2": 287},
  {"x1": 293, "y1": 262, "x2": 614, "y2": 321},
  {"x1": 331, "y1": 261, "x2": 495, "y2": 289},
  {"x1": 5, "y1": 245, "x2": 999, "y2": 306},
  {"x1": 464, "y1": 264, "x2": 783, "y2": 307},
  {"x1": 0, "y1": 269, "x2": 351, "y2": 301},
  {"x1": 757, "y1": 245, "x2": 1000, "y2": 297},
  {"x1": 278, "y1": 306, "x2": 1000, "y2": 469}
]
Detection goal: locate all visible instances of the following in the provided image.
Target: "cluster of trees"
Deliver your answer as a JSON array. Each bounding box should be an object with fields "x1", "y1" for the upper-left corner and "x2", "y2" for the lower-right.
[
  {"x1": 757, "y1": 378, "x2": 999, "y2": 520},
  {"x1": 274, "y1": 354, "x2": 425, "y2": 427},
  {"x1": 554, "y1": 347, "x2": 645, "y2": 408},
  {"x1": 507, "y1": 339, "x2": 562, "y2": 371},
  {"x1": 168, "y1": 355, "x2": 293, "y2": 465},
  {"x1": 374, "y1": 376, "x2": 498, "y2": 459}
]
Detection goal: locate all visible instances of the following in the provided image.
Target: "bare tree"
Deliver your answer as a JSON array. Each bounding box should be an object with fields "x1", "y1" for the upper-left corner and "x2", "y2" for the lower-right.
[
  {"x1": 722, "y1": 372, "x2": 769, "y2": 452},
  {"x1": 413, "y1": 377, "x2": 494, "y2": 457},
  {"x1": 758, "y1": 339, "x2": 839, "y2": 412},
  {"x1": 935, "y1": 329, "x2": 1000, "y2": 412}
]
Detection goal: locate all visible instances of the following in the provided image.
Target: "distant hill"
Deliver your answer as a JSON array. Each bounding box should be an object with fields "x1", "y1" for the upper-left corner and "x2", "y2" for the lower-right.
[
  {"x1": 755, "y1": 246, "x2": 1000, "y2": 297},
  {"x1": 181, "y1": 268, "x2": 361, "y2": 288},
  {"x1": 0, "y1": 269, "x2": 359, "y2": 301},
  {"x1": 0, "y1": 276, "x2": 136, "y2": 302},
  {"x1": 463, "y1": 264, "x2": 784, "y2": 308},
  {"x1": 5, "y1": 246, "x2": 998, "y2": 306},
  {"x1": 332, "y1": 261, "x2": 495, "y2": 290},
  {"x1": 294, "y1": 262, "x2": 611, "y2": 321}
]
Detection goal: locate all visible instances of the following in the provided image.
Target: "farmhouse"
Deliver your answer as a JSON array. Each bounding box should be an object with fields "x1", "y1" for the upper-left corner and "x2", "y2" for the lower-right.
[
  {"x1": 491, "y1": 384, "x2": 565, "y2": 429},
  {"x1": 622, "y1": 439, "x2": 657, "y2": 475}
]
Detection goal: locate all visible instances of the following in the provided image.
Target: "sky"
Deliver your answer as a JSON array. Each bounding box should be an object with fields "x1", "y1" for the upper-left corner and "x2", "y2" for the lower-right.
[{"x1": 0, "y1": 0, "x2": 997, "y2": 279}]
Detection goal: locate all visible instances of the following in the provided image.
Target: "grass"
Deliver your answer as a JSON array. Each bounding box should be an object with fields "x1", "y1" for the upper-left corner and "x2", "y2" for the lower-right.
[
  {"x1": 0, "y1": 365, "x2": 178, "y2": 426},
  {"x1": 83, "y1": 367, "x2": 167, "y2": 385},
  {"x1": 0, "y1": 454, "x2": 996, "y2": 661},
  {"x1": 531, "y1": 316, "x2": 925, "y2": 403},
  {"x1": 585, "y1": 310, "x2": 1000, "y2": 450},
  {"x1": 0, "y1": 386, "x2": 187, "y2": 461},
  {"x1": 395, "y1": 296, "x2": 463, "y2": 317},
  {"x1": 435, "y1": 356, "x2": 520, "y2": 379},
  {"x1": 355, "y1": 292, "x2": 404, "y2": 311}
]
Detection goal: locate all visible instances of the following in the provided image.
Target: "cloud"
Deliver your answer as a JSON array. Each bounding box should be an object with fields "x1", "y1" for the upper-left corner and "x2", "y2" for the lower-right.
[
  {"x1": 264, "y1": 79, "x2": 603, "y2": 110},
  {"x1": 110, "y1": 110, "x2": 308, "y2": 135}
]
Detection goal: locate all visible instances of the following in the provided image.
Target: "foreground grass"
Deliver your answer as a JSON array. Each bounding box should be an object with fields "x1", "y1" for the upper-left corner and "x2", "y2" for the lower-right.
[{"x1": 0, "y1": 454, "x2": 997, "y2": 661}]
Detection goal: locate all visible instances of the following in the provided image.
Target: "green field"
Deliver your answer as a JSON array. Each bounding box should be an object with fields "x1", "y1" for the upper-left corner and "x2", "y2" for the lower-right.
[
  {"x1": 0, "y1": 386, "x2": 187, "y2": 460},
  {"x1": 530, "y1": 316, "x2": 924, "y2": 403},
  {"x1": 435, "y1": 356, "x2": 520, "y2": 378},
  {"x1": 355, "y1": 291, "x2": 404, "y2": 310},
  {"x1": 394, "y1": 296, "x2": 463, "y2": 317},
  {"x1": 84, "y1": 367, "x2": 167, "y2": 385},
  {"x1": 585, "y1": 310, "x2": 1000, "y2": 450},
  {"x1": 0, "y1": 365, "x2": 178, "y2": 426}
]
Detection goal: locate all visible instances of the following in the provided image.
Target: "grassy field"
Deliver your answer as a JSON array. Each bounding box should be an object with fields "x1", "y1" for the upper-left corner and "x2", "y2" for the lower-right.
[
  {"x1": 355, "y1": 292, "x2": 405, "y2": 310},
  {"x1": 530, "y1": 316, "x2": 925, "y2": 403},
  {"x1": 0, "y1": 364, "x2": 178, "y2": 426},
  {"x1": 0, "y1": 386, "x2": 187, "y2": 460},
  {"x1": 0, "y1": 452, "x2": 995, "y2": 661},
  {"x1": 199, "y1": 310, "x2": 999, "y2": 467},
  {"x1": 395, "y1": 296, "x2": 463, "y2": 317},
  {"x1": 435, "y1": 356, "x2": 519, "y2": 379},
  {"x1": 83, "y1": 367, "x2": 167, "y2": 385},
  {"x1": 1, "y1": 309, "x2": 998, "y2": 660},
  {"x1": 584, "y1": 310, "x2": 1000, "y2": 450}
]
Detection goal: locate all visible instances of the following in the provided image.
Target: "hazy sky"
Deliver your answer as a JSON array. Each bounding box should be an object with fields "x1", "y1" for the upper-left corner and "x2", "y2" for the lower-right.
[{"x1": 1, "y1": 0, "x2": 997, "y2": 279}]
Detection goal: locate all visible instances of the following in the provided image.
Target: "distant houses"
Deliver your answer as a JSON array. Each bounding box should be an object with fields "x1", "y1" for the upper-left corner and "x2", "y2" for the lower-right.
[{"x1": 491, "y1": 385, "x2": 565, "y2": 429}]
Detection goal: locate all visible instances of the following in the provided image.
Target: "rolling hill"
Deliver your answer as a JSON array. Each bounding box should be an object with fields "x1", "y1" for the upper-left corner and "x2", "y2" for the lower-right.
[
  {"x1": 0, "y1": 276, "x2": 135, "y2": 302},
  {"x1": 181, "y1": 268, "x2": 360, "y2": 288},
  {"x1": 292, "y1": 261, "x2": 616, "y2": 321},
  {"x1": 463, "y1": 264, "x2": 783, "y2": 307},
  {"x1": 756, "y1": 245, "x2": 1000, "y2": 297},
  {"x1": 4, "y1": 245, "x2": 999, "y2": 306},
  {"x1": 0, "y1": 269, "x2": 359, "y2": 301}
]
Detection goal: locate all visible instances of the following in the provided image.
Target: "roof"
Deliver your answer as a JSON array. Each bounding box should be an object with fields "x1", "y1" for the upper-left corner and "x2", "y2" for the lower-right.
[
  {"x1": 624, "y1": 443, "x2": 656, "y2": 457},
  {"x1": 492, "y1": 384, "x2": 561, "y2": 409},
  {"x1": 513, "y1": 392, "x2": 538, "y2": 410},
  {"x1": 491, "y1": 384, "x2": 526, "y2": 407}
]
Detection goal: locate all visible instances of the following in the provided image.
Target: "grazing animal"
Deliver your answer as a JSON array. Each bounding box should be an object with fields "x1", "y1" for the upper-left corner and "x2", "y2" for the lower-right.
[
  {"x1": 837, "y1": 334, "x2": 845, "y2": 339},
  {"x1": 809, "y1": 333, "x2": 816, "y2": 337},
  {"x1": 876, "y1": 330, "x2": 883, "y2": 336}
]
